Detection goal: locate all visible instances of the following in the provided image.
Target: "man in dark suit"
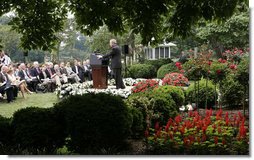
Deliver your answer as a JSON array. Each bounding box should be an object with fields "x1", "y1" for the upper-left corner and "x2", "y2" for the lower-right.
[
  {"x1": 102, "y1": 39, "x2": 125, "y2": 89},
  {"x1": 82, "y1": 59, "x2": 92, "y2": 81},
  {"x1": 30, "y1": 61, "x2": 41, "y2": 77},
  {"x1": 72, "y1": 59, "x2": 85, "y2": 82},
  {"x1": 18, "y1": 63, "x2": 38, "y2": 92}
]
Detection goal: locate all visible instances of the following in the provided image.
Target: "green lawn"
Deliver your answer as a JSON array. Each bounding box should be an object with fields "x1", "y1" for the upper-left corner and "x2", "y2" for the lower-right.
[{"x1": 0, "y1": 93, "x2": 59, "y2": 118}]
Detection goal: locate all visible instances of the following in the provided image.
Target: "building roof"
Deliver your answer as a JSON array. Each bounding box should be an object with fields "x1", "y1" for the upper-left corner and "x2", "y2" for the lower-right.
[{"x1": 158, "y1": 42, "x2": 177, "y2": 47}]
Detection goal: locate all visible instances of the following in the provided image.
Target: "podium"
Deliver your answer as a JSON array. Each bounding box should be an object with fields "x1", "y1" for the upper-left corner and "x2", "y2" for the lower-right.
[{"x1": 90, "y1": 53, "x2": 109, "y2": 89}]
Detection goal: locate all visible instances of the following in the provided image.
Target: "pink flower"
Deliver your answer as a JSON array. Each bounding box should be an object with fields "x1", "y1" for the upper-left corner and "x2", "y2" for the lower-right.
[
  {"x1": 216, "y1": 70, "x2": 221, "y2": 75},
  {"x1": 229, "y1": 64, "x2": 237, "y2": 70}
]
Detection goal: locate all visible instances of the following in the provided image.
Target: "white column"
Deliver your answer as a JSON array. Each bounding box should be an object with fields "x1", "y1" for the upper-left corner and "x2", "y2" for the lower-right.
[
  {"x1": 164, "y1": 47, "x2": 165, "y2": 58},
  {"x1": 169, "y1": 47, "x2": 171, "y2": 58}
]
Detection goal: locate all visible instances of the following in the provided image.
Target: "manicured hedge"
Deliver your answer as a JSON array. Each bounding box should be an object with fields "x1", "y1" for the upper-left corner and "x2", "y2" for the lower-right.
[
  {"x1": 185, "y1": 79, "x2": 217, "y2": 108},
  {"x1": 157, "y1": 63, "x2": 178, "y2": 79},
  {"x1": 129, "y1": 64, "x2": 156, "y2": 79},
  {"x1": 53, "y1": 93, "x2": 132, "y2": 154},
  {"x1": 144, "y1": 58, "x2": 173, "y2": 71},
  {"x1": 11, "y1": 107, "x2": 66, "y2": 154}
]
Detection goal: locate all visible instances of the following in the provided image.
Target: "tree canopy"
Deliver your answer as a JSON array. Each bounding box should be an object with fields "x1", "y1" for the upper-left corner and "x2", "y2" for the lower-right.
[{"x1": 1, "y1": 0, "x2": 247, "y2": 51}]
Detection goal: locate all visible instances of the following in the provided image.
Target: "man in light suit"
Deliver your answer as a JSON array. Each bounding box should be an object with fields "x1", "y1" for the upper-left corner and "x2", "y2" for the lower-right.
[{"x1": 102, "y1": 39, "x2": 125, "y2": 89}]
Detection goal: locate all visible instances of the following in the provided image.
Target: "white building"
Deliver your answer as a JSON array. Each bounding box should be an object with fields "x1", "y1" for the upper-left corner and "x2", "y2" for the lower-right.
[{"x1": 144, "y1": 42, "x2": 177, "y2": 60}]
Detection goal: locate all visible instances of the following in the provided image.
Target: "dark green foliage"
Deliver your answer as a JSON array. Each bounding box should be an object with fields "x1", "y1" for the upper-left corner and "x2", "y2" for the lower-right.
[
  {"x1": 10, "y1": 0, "x2": 67, "y2": 50},
  {"x1": 208, "y1": 61, "x2": 228, "y2": 83},
  {"x1": 196, "y1": 3, "x2": 249, "y2": 51},
  {"x1": 128, "y1": 107, "x2": 144, "y2": 138},
  {"x1": 185, "y1": 79, "x2": 216, "y2": 108},
  {"x1": 153, "y1": 85, "x2": 185, "y2": 106},
  {"x1": 53, "y1": 93, "x2": 132, "y2": 154},
  {"x1": 0, "y1": 115, "x2": 13, "y2": 154},
  {"x1": 1, "y1": 0, "x2": 244, "y2": 50},
  {"x1": 157, "y1": 63, "x2": 178, "y2": 79},
  {"x1": 220, "y1": 74, "x2": 245, "y2": 107},
  {"x1": 11, "y1": 107, "x2": 66, "y2": 154},
  {"x1": 144, "y1": 58, "x2": 173, "y2": 71},
  {"x1": 126, "y1": 91, "x2": 178, "y2": 127},
  {"x1": 235, "y1": 57, "x2": 249, "y2": 87},
  {"x1": 0, "y1": 0, "x2": 12, "y2": 16},
  {"x1": 129, "y1": 64, "x2": 155, "y2": 79}
]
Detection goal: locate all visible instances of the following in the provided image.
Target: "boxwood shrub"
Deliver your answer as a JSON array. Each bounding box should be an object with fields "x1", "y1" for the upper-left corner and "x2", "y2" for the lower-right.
[
  {"x1": 157, "y1": 63, "x2": 178, "y2": 79},
  {"x1": 126, "y1": 91, "x2": 178, "y2": 128},
  {"x1": 153, "y1": 85, "x2": 185, "y2": 106},
  {"x1": 11, "y1": 107, "x2": 66, "y2": 154},
  {"x1": 0, "y1": 115, "x2": 13, "y2": 154},
  {"x1": 128, "y1": 107, "x2": 144, "y2": 139},
  {"x1": 185, "y1": 79, "x2": 217, "y2": 108},
  {"x1": 129, "y1": 64, "x2": 156, "y2": 79},
  {"x1": 144, "y1": 58, "x2": 173, "y2": 71},
  {"x1": 53, "y1": 93, "x2": 132, "y2": 154},
  {"x1": 220, "y1": 74, "x2": 245, "y2": 108}
]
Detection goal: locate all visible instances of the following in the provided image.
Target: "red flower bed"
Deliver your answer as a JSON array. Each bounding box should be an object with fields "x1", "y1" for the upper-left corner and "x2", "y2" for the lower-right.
[
  {"x1": 131, "y1": 79, "x2": 159, "y2": 93},
  {"x1": 146, "y1": 109, "x2": 249, "y2": 154},
  {"x1": 162, "y1": 72, "x2": 189, "y2": 86}
]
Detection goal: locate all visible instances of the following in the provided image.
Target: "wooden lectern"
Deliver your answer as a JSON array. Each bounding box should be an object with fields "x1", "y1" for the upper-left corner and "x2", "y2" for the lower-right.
[{"x1": 90, "y1": 54, "x2": 108, "y2": 89}]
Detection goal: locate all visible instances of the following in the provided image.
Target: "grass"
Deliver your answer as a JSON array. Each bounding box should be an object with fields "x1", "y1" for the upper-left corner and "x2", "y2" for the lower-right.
[{"x1": 0, "y1": 92, "x2": 59, "y2": 118}]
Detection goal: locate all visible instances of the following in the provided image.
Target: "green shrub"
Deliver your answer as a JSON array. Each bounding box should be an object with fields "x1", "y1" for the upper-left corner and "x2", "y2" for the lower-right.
[
  {"x1": 153, "y1": 85, "x2": 185, "y2": 106},
  {"x1": 220, "y1": 74, "x2": 245, "y2": 107},
  {"x1": 0, "y1": 115, "x2": 13, "y2": 146},
  {"x1": 126, "y1": 91, "x2": 178, "y2": 127},
  {"x1": 0, "y1": 115, "x2": 13, "y2": 154},
  {"x1": 157, "y1": 63, "x2": 178, "y2": 79},
  {"x1": 129, "y1": 64, "x2": 155, "y2": 79},
  {"x1": 235, "y1": 56, "x2": 249, "y2": 87},
  {"x1": 11, "y1": 107, "x2": 66, "y2": 154},
  {"x1": 129, "y1": 107, "x2": 144, "y2": 138},
  {"x1": 185, "y1": 79, "x2": 217, "y2": 108},
  {"x1": 144, "y1": 58, "x2": 173, "y2": 71},
  {"x1": 208, "y1": 61, "x2": 229, "y2": 83},
  {"x1": 53, "y1": 93, "x2": 132, "y2": 154}
]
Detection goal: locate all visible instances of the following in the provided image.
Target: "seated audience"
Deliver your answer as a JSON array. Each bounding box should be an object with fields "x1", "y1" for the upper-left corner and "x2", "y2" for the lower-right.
[
  {"x1": 0, "y1": 66, "x2": 17, "y2": 103},
  {"x1": 65, "y1": 62, "x2": 81, "y2": 83},
  {"x1": 83, "y1": 59, "x2": 92, "y2": 81},
  {"x1": 18, "y1": 63, "x2": 38, "y2": 92},
  {"x1": 72, "y1": 59, "x2": 85, "y2": 82},
  {"x1": 54, "y1": 64, "x2": 68, "y2": 84},
  {"x1": 7, "y1": 68, "x2": 33, "y2": 98}
]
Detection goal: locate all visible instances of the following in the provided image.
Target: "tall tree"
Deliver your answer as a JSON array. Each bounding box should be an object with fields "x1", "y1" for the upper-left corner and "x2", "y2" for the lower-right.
[
  {"x1": 1, "y1": 0, "x2": 246, "y2": 51},
  {"x1": 196, "y1": 2, "x2": 249, "y2": 55}
]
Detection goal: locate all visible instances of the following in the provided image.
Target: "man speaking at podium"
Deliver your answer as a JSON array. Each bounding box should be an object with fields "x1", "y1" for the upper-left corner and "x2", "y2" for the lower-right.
[{"x1": 98, "y1": 39, "x2": 125, "y2": 89}]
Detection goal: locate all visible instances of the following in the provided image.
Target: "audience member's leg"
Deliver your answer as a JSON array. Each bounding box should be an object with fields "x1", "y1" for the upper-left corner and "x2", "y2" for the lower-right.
[{"x1": 5, "y1": 88, "x2": 14, "y2": 103}]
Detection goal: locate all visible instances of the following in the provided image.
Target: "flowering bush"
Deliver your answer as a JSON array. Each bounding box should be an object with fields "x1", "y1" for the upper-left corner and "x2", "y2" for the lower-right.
[
  {"x1": 208, "y1": 61, "x2": 228, "y2": 84},
  {"x1": 182, "y1": 52, "x2": 212, "y2": 81},
  {"x1": 131, "y1": 79, "x2": 159, "y2": 93},
  {"x1": 222, "y1": 48, "x2": 249, "y2": 64},
  {"x1": 162, "y1": 72, "x2": 189, "y2": 86},
  {"x1": 146, "y1": 109, "x2": 249, "y2": 155},
  {"x1": 56, "y1": 83, "x2": 131, "y2": 99}
]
